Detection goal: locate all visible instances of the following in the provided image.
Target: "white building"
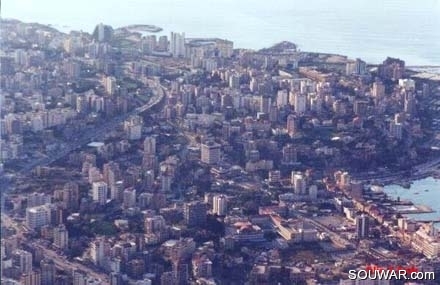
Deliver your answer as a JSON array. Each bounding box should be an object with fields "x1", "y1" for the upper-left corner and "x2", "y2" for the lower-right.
[
  {"x1": 92, "y1": 181, "x2": 108, "y2": 205},
  {"x1": 26, "y1": 205, "x2": 52, "y2": 230},
  {"x1": 291, "y1": 172, "x2": 306, "y2": 195},
  {"x1": 170, "y1": 32, "x2": 185, "y2": 57},
  {"x1": 90, "y1": 238, "x2": 106, "y2": 267},
  {"x1": 213, "y1": 195, "x2": 227, "y2": 216}
]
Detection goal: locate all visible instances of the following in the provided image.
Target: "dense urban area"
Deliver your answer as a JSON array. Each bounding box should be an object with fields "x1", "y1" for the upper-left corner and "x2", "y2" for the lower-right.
[{"x1": 1, "y1": 19, "x2": 440, "y2": 285}]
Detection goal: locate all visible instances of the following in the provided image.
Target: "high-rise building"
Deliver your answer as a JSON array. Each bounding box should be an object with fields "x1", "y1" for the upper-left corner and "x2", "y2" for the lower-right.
[
  {"x1": 286, "y1": 114, "x2": 297, "y2": 137},
  {"x1": 160, "y1": 271, "x2": 177, "y2": 285},
  {"x1": 53, "y1": 224, "x2": 69, "y2": 249},
  {"x1": 259, "y1": 96, "x2": 271, "y2": 113},
  {"x1": 110, "y1": 180, "x2": 124, "y2": 202},
  {"x1": 157, "y1": 35, "x2": 168, "y2": 51},
  {"x1": 123, "y1": 187, "x2": 137, "y2": 208},
  {"x1": 184, "y1": 202, "x2": 207, "y2": 227},
  {"x1": 291, "y1": 172, "x2": 306, "y2": 195},
  {"x1": 14, "y1": 249, "x2": 33, "y2": 274},
  {"x1": 92, "y1": 181, "x2": 108, "y2": 205},
  {"x1": 124, "y1": 115, "x2": 143, "y2": 140},
  {"x1": 268, "y1": 170, "x2": 281, "y2": 183},
  {"x1": 346, "y1": 58, "x2": 366, "y2": 75},
  {"x1": 212, "y1": 195, "x2": 227, "y2": 216},
  {"x1": 21, "y1": 270, "x2": 41, "y2": 285},
  {"x1": 201, "y1": 142, "x2": 221, "y2": 164},
  {"x1": 90, "y1": 238, "x2": 106, "y2": 267},
  {"x1": 40, "y1": 259, "x2": 55, "y2": 285},
  {"x1": 389, "y1": 121, "x2": 403, "y2": 140},
  {"x1": 144, "y1": 215, "x2": 166, "y2": 234},
  {"x1": 26, "y1": 205, "x2": 52, "y2": 230},
  {"x1": 144, "y1": 136, "x2": 156, "y2": 155},
  {"x1": 293, "y1": 93, "x2": 307, "y2": 113},
  {"x1": 282, "y1": 144, "x2": 297, "y2": 165},
  {"x1": 372, "y1": 81, "x2": 385, "y2": 100},
  {"x1": 110, "y1": 272, "x2": 123, "y2": 285},
  {"x1": 356, "y1": 214, "x2": 370, "y2": 239},
  {"x1": 170, "y1": 32, "x2": 185, "y2": 57}
]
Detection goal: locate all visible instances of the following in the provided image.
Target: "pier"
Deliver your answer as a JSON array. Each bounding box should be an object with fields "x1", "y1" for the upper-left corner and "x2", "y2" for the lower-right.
[{"x1": 392, "y1": 204, "x2": 434, "y2": 214}]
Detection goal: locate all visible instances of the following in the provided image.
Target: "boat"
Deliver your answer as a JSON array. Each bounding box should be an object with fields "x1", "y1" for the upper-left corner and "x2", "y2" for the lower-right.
[
  {"x1": 414, "y1": 192, "x2": 419, "y2": 195},
  {"x1": 424, "y1": 189, "x2": 429, "y2": 192}
]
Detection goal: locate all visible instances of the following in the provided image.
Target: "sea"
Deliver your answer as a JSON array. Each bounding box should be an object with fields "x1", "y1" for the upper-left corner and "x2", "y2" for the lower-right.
[
  {"x1": 383, "y1": 177, "x2": 440, "y2": 229},
  {"x1": 3, "y1": 0, "x2": 440, "y2": 66},
  {"x1": 2, "y1": 0, "x2": 440, "y2": 214}
]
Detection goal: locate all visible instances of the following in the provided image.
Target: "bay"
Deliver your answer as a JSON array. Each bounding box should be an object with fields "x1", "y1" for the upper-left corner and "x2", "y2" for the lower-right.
[
  {"x1": 3, "y1": 0, "x2": 440, "y2": 65},
  {"x1": 383, "y1": 177, "x2": 440, "y2": 229}
]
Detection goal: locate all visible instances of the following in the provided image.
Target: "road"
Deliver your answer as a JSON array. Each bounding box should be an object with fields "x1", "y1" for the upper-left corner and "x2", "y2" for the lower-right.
[
  {"x1": 0, "y1": 77, "x2": 167, "y2": 282},
  {"x1": 16, "y1": 78, "x2": 165, "y2": 175}
]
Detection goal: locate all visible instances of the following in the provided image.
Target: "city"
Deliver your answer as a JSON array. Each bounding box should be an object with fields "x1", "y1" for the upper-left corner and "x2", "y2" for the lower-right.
[{"x1": 1, "y1": 17, "x2": 440, "y2": 285}]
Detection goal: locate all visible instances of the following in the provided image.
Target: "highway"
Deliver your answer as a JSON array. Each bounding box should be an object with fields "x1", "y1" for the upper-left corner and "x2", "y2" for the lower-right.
[
  {"x1": 0, "y1": 77, "x2": 167, "y2": 282},
  {"x1": 16, "y1": 78, "x2": 165, "y2": 175}
]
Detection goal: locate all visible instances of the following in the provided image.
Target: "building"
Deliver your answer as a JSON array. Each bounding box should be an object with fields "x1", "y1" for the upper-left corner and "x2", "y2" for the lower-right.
[
  {"x1": 212, "y1": 195, "x2": 227, "y2": 216},
  {"x1": 291, "y1": 172, "x2": 306, "y2": 195},
  {"x1": 90, "y1": 238, "x2": 106, "y2": 267},
  {"x1": 21, "y1": 270, "x2": 41, "y2": 285},
  {"x1": 124, "y1": 115, "x2": 143, "y2": 140},
  {"x1": 201, "y1": 142, "x2": 221, "y2": 164},
  {"x1": 371, "y1": 81, "x2": 385, "y2": 100},
  {"x1": 92, "y1": 181, "x2": 108, "y2": 205},
  {"x1": 389, "y1": 121, "x2": 403, "y2": 140},
  {"x1": 40, "y1": 259, "x2": 55, "y2": 285},
  {"x1": 170, "y1": 32, "x2": 185, "y2": 57},
  {"x1": 13, "y1": 249, "x2": 33, "y2": 274},
  {"x1": 26, "y1": 205, "x2": 52, "y2": 230},
  {"x1": 144, "y1": 136, "x2": 156, "y2": 155},
  {"x1": 411, "y1": 224, "x2": 440, "y2": 259},
  {"x1": 192, "y1": 256, "x2": 213, "y2": 278},
  {"x1": 268, "y1": 170, "x2": 281, "y2": 183},
  {"x1": 293, "y1": 93, "x2": 307, "y2": 114},
  {"x1": 122, "y1": 187, "x2": 137, "y2": 208},
  {"x1": 144, "y1": 215, "x2": 166, "y2": 234},
  {"x1": 27, "y1": 192, "x2": 51, "y2": 208},
  {"x1": 355, "y1": 214, "x2": 370, "y2": 239},
  {"x1": 110, "y1": 180, "x2": 124, "y2": 202},
  {"x1": 286, "y1": 114, "x2": 297, "y2": 137},
  {"x1": 53, "y1": 224, "x2": 69, "y2": 249},
  {"x1": 184, "y1": 202, "x2": 207, "y2": 227},
  {"x1": 346, "y1": 58, "x2": 366, "y2": 75},
  {"x1": 282, "y1": 144, "x2": 297, "y2": 164}
]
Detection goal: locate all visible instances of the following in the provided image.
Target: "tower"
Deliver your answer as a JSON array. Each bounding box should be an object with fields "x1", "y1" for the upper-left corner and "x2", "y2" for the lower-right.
[
  {"x1": 92, "y1": 181, "x2": 108, "y2": 205},
  {"x1": 356, "y1": 214, "x2": 370, "y2": 239},
  {"x1": 212, "y1": 195, "x2": 227, "y2": 216},
  {"x1": 170, "y1": 32, "x2": 185, "y2": 57}
]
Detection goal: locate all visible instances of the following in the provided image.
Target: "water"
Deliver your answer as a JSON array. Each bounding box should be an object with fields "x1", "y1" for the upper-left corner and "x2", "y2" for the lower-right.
[
  {"x1": 3, "y1": 0, "x2": 440, "y2": 65},
  {"x1": 383, "y1": 177, "x2": 440, "y2": 229}
]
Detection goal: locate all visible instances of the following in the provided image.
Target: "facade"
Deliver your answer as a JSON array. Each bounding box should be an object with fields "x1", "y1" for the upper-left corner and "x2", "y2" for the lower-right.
[
  {"x1": 170, "y1": 32, "x2": 185, "y2": 57},
  {"x1": 92, "y1": 181, "x2": 108, "y2": 205},
  {"x1": 184, "y1": 202, "x2": 207, "y2": 227},
  {"x1": 26, "y1": 205, "x2": 52, "y2": 230},
  {"x1": 53, "y1": 224, "x2": 69, "y2": 249},
  {"x1": 201, "y1": 142, "x2": 221, "y2": 164},
  {"x1": 355, "y1": 214, "x2": 370, "y2": 239},
  {"x1": 212, "y1": 195, "x2": 227, "y2": 216},
  {"x1": 291, "y1": 172, "x2": 306, "y2": 195}
]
